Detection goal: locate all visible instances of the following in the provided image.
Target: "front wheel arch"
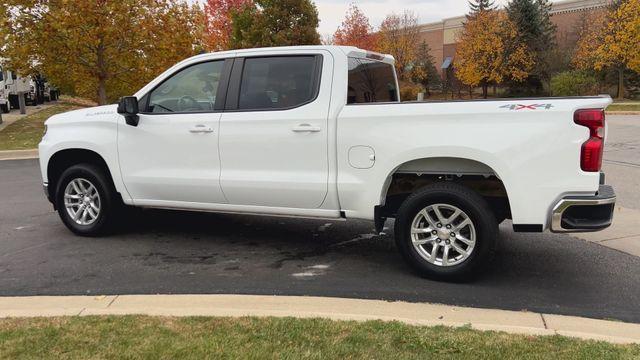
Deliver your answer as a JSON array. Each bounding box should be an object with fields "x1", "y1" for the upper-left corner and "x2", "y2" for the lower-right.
[{"x1": 47, "y1": 149, "x2": 117, "y2": 207}]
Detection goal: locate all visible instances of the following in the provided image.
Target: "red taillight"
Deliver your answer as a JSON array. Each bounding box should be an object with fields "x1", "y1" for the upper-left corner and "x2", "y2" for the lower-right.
[{"x1": 574, "y1": 109, "x2": 605, "y2": 172}]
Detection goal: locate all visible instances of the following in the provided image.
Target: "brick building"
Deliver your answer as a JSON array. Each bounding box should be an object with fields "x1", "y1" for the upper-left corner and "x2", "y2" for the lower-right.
[{"x1": 417, "y1": 0, "x2": 610, "y2": 77}]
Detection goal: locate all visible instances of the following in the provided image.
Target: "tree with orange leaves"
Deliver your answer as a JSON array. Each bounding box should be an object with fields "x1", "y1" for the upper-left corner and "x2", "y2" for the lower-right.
[
  {"x1": 0, "y1": 0, "x2": 204, "y2": 105},
  {"x1": 375, "y1": 10, "x2": 421, "y2": 81},
  {"x1": 574, "y1": 0, "x2": 639, "y2": 99},
  {"x1": 332, "y1": 3, "x2": 377, "y2": 50},
  {"x1": 204, "y1": 0, "x2": 254, "y2": 51},
  {"x1": 455, "y1": 10, "x2": 534, "y2": 98}
]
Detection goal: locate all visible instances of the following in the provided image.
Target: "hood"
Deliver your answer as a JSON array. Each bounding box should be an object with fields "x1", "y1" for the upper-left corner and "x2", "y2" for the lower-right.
[{"x1": 46, "y1": 104, "x2": 119, "y2": 125}]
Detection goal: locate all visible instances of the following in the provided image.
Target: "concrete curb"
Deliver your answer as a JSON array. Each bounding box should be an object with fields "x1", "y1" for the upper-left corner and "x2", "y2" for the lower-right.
[
  {"x1": 1, "y1": 295, "x2": 639, "y2": 344},
  {"x1": 0, "y1": 149, "x2": 38, "y2": 161}
]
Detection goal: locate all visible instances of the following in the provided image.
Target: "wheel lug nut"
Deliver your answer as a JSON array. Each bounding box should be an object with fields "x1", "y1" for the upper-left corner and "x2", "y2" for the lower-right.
[
  {"x1": 450, "y1": 232, "x2": 455, "y2": 237},
  {"x1": 446, "y1": 224, "x2": 451, "y2": 229},
  {"x1": 437, "y1": 223, "x2": 442, "y2": 228},
  {"x1": 446, "y1": 240, "x2": 450, "y2": 245},
  {"x1": 431, "y1": 230, "x2": 437, "y2": 235}
]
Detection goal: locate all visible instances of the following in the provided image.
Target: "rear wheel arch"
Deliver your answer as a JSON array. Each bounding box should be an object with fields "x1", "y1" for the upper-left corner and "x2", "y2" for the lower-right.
[{"x1": 377, "y1": 157, "x2": 512, "y2": 224}]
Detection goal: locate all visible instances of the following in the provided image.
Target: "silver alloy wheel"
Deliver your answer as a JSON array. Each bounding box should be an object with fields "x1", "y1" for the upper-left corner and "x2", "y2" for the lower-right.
[
  {"x1": 63, "y1": 178, "x2": 101, "y2": 226},
  {"x1": 410, "y1": 203, "x2": 476, "y2": 267}
]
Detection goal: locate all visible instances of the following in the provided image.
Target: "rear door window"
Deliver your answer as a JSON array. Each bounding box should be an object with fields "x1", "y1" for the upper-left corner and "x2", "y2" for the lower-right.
[
  {"x1": 238, "y1": 56, "x2": 319, "y2": 110},
  {"x1": 347, "y1": 58, "x2": 398, "y2": 104}
]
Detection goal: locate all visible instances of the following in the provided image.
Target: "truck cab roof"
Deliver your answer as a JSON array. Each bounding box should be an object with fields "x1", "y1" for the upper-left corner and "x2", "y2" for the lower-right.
[{"x1": 186, "y1": 45, "x2": 395, "y2": 65}]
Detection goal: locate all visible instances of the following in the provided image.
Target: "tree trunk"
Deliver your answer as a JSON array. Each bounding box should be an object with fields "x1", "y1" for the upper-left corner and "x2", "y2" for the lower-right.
[
  {"x1": 97, "y1": 78, "x2": 107, "y2": 105},
  {"x1": 482, "y1": 83, "x2": 488, "y2": 99},
  {"x1": 617, "y1": 68, "x2": 625, "y2": 100},
  {"x1": 96, "y1": 37, "x2": 108, "y2": 105}
]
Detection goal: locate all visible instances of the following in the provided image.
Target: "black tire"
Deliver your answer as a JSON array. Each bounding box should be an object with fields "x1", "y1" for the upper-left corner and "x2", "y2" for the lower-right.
[
  {"x1": 55, "y1": 163, "x2": 119, "y2": 236},
  {"x1": 394, "y1": 182, "x2": 498, "y2": 282},
  {"x1": 0, "y1": 104, "x2": 8, "y2": 113}
]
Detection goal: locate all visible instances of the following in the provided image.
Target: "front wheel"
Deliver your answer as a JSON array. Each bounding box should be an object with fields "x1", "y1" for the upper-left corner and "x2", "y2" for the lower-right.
[
  {"x1": 394, "y1": 183, "x2": 498, "y2": 281},
  {"x1": 0, "y1": 103, "x2": 8, "y2": 113},
  {"x1": 55, "y1": 164, "x2": 119, "y2": 236}
]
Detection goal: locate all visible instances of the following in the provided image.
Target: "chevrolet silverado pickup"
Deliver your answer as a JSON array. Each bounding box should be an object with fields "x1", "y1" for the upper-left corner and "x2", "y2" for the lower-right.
[{"x1": 38, "y1": 45, "x2": 616, "y2": 280}]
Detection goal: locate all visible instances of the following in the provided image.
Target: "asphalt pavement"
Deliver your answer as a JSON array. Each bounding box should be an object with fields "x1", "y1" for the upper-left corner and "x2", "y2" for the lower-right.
[{"x1": 0, "y1": 115, "x2": 639, "y2": 323}]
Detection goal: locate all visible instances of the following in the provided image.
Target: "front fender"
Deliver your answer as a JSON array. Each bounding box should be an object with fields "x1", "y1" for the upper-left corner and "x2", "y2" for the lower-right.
[{"x1": 38, "y1": 115, "x2": 131, "y2": 202}]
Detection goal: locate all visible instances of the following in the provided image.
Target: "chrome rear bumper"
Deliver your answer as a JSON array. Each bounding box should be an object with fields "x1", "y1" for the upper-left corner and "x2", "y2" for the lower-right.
[{"x1": 551, "y1": 185, "x2": 616, "y2": 233}]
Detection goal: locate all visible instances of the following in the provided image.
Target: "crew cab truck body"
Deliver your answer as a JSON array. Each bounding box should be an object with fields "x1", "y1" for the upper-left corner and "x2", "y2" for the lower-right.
[{"x1": 38, "y1": 46, "x2": 616, "y2": 280}]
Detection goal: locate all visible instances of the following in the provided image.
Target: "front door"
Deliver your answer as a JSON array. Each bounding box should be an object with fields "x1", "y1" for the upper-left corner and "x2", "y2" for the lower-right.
[
  {"x1": 219, "y1": 53, "x2": 331, "y2": 209},
  {"x1": 118, "y1": 59, "x2": 228, "y2": 205}
]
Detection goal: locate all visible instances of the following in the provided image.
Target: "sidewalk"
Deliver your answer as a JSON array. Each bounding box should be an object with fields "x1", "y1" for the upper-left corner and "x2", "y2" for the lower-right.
[
  {"x1": 1, "y1": 294, "x2": 639, "y2": 344},
  {"x1": 572, "y1": 206, "x2": 640, "y2": 257}
]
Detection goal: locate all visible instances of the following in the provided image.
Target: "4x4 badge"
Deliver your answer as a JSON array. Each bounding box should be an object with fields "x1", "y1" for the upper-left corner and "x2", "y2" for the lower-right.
[{"x1": 500, "y1": 104, "x2": 554, "y2": 110}]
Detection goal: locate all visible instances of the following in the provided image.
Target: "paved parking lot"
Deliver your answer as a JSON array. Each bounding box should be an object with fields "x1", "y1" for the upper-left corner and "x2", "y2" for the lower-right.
[{"x1": 0, "y1": 115, "x2": 638, "y2": 323}]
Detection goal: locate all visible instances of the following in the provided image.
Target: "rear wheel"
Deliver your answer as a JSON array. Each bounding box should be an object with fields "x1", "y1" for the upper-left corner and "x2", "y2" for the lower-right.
[
  {"x1": 394, "y1": 182, "x2": 498, "y2": 281},
  {"x1": 55, "y1": 164, "x2": 119, "y2": 236}
]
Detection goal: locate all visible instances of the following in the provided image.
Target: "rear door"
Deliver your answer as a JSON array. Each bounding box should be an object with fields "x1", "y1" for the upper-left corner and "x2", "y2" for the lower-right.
[{"x1": 219, "y1": 51, "x2": 332, "y2": 208}]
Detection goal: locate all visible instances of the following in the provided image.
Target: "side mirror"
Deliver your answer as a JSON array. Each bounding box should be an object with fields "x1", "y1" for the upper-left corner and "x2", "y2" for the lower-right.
[{"x1": 117, "y1": 96, "x2": 140, "y2": 126}]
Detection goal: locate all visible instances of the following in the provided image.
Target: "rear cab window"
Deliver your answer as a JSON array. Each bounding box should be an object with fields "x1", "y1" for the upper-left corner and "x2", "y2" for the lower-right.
[{"x1": 347, "y1": 57, "x2": 399, "y2": 104}]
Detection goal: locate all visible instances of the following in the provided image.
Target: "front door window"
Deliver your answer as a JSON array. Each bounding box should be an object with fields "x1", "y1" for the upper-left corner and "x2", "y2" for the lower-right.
[{"x1": 147, "y1": 61, "x2": 223, "y2": 113}]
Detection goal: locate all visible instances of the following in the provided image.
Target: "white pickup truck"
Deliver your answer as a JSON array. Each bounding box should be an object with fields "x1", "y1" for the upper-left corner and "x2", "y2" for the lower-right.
[{"x1": 39, "y1": 45, "x2": 616, "y2": 280}]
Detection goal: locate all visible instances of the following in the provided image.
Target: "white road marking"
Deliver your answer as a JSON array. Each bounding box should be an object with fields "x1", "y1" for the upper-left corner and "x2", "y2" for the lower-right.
[{"x1": 291, "y1": 264, "x2": 331, "y2": 278}]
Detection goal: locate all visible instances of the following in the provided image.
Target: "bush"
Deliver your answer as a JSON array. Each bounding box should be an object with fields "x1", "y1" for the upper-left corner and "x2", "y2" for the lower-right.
[
  {"x1": 399, "y1": 81, "x2": 424, "y2": 101},
  {"x1": 551, "y1": 71, "x2": 598, "y2": 96}
]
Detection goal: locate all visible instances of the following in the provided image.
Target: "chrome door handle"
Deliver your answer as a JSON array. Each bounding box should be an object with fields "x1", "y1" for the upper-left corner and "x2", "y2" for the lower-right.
[
  {"x1": 189, "y1": 124, "x2": 214, "y2": 133},
  {"x1": 292, "y1": 124, "x2": 321, "y2": 133}
]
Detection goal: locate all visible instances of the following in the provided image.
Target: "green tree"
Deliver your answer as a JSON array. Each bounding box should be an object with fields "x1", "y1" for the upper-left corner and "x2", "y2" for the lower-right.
[
  {"x1": 506, "y1": 0, "x2": 557, "y2": 94},
  {"x1": 468, "y1": 0, "x2": 496, "y2": 19},
  {"x1": 230, "y1": 0, "x2": 321, "y2": 49},
  {"x1": 411, "y1": 42, "x2": 441, "y2": 96}
]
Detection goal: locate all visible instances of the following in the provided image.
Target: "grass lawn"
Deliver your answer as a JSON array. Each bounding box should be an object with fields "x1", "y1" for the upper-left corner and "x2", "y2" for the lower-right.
[
  {"x1": 0, "y1": 103, "x2": 81, "y2": 151},
  {"x1": 0, "y1": 316, "x2": 638, "y2": 359},
  {"x1": 607, "y1": 103, "x2": 640, "y2": 112}
]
